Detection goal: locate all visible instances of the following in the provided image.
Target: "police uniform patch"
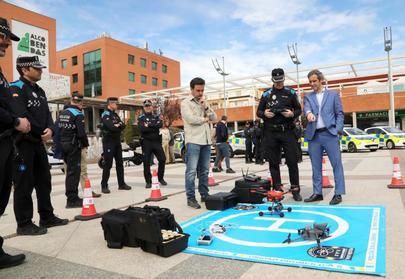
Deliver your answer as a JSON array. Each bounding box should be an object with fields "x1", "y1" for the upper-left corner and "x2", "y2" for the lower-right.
[
  {"x1": 32, "y1": 92, "x2": 37, "y2": 98},
  {"x1": 272, "y1": 95, "x2": 276, "y2": 100}
]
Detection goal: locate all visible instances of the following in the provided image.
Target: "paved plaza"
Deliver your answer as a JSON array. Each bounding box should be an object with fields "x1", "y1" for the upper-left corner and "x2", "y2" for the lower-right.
[{"x1": 1, "y1": 150, "x2": 404, "y2": 279}]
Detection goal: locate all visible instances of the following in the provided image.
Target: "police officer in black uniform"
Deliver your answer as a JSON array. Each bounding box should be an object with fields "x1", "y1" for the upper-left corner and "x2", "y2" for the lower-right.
[
  {"x1": 0, "y1": 16, "x2": 27, "y2": 268},
  {"x1": 253, "y1": 119, "x2": 264, "y2": 164},
  {"x1": 243, "y1": 122, "x2": 253, "y2": 163},
  {"x1": 100, "y1": 97, "x2": 131, "y2": 193},
  {"x1": 58, "y1": 92, "x2": 88, "y2": 208},
  {"x1": 9, "y1": 55, "x2": 68, "y2": 235},
  {"x1": 138, "y1": 99, "x2": 167, "y2": 188},
  {"x1": 257, "y1": 68, "x2": 302, "y2": 201}
]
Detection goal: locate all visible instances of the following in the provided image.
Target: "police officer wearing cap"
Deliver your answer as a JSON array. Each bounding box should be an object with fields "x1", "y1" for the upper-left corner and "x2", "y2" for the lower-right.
[
  {"x1": 0, "y1": 16, "x2": 27, "y2": 269},
  {"x1": 57, "y1": 92, "x2": 89, "y2": 208},
  {"x1": 138, "y1": 99, "x2": 167, "y2": 188},
  {"x1": 243, "y1": 122, "x2": 253, "y2": 163},
  {"x1": 100, "y1": 97, "x2": 131, "y2": 193},
  {"x1": 256, "y1": 68, "x2": 302, "y2": 201},
  {"x1": 9, "y1": 55, "x2": 68, "y2": 235}
]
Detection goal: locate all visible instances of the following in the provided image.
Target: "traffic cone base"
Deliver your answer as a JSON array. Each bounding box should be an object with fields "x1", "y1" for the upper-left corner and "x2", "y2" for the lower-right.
[
  {"x1": 75, "y1": 179, "x2": 101, "y2": 221},
  {"x1": 387, "y1": 157, "x2": 405, "y2": 188},
  {"x1": 146, "y1": 169, "x2": 168, "y2": 201},
  {"x1": 208, "y1": 164, "x2": 219, "y2": 186},
  {"x1": 322, "y1": 157, "x2": 334, "y2": 188}
]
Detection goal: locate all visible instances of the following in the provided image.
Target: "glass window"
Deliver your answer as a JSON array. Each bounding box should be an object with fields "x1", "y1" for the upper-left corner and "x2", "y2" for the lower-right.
[
  {"x1": 140, "y1": 58, "x2": 147, "y2": 68},
  {"x1": 162, "y1": 64, "x2": 167, "y2": 73},
  {"x1": 72, "y1": 56, "x2": 78, "y2": 66},
  {"x1": 128, "y1": 54, "x2": 134, "y2": 64},
  {"x1": 162, "y1": 80, "x2": 168, "y2": 88},
  {"x1": 152, "y1": 77, "x2": 158, "y2": 86},
  {"x1": 61, "y1": 59, "x2": 67, "y2": 69},
  {"x1": 83, "y1": 49, "x2": 102, "y2": 97},
  {"x1": 128, "y1": 89, "x2": 136, "y2": 95},
  {"x1": 141, "y1": 75, "x2": 147, "y2": 84},
  {"x1": 128, "y1": 72, "x2": 135, "y2": 82},
  {"x1": 72, "y1": 73, "x2": 78, "y2": 83},
  {"x1": 152, "y1": 61, "x2": 157, "y2": 70}
]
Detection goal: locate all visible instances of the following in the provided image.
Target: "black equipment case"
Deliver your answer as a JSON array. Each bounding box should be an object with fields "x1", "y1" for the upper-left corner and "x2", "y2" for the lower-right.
[
  {"x1": 205, "y1": 192, "x2": 239, "y2": 210},
  {"x1": 100, "y1": 209, "x2": 139, "y2": 249},
  {"x1": 128, "y1": 208, "x2": 189, "y2": 257},
  {"x1": 231, "y1": 178, "x2": 270, "y2": 203}
]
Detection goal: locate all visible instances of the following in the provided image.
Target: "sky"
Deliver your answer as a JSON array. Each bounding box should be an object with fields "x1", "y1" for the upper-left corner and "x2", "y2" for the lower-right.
[{"x1": 7, "y1": 0, "x2": 405, "y2": 85}]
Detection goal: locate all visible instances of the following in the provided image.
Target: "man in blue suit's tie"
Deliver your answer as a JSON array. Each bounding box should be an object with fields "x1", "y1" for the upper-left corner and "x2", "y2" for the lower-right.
[{"x1": 303, "y1": 69, "x2": 345, "y2": 205}]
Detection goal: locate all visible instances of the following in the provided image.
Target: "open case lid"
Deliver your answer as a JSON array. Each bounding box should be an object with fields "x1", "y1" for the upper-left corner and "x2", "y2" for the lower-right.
[{"x1": 130, "y1": 210, "x2": 163, "y2": 243}]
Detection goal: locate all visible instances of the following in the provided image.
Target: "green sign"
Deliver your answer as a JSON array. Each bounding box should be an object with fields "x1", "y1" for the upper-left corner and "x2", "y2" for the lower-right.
[{"x1": 357, "y1": 110, "x2": 405, "y2": 119}]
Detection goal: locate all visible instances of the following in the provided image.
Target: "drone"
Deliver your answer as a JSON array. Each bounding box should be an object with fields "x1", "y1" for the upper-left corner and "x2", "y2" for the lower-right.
[
  {"x1": 283, "y1": 223, "x2": 330, "y2": 248},
  {"x1": 256, "y1": 190, "x2": 292, "y2": 217}
]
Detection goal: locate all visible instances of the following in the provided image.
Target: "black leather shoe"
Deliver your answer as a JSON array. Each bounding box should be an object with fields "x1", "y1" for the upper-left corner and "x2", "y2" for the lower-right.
[
  {"x1": 292, "y1": 192, "x2": 302, "y2": 202},
  {"x1": 17, "y1": 223, "x2": 47, "y2": 236},
  {"x1": 101, "y1": 188, "x2": 110, "y2": 194},
  {"x1": 330, "y1": 195, "x2": 342, "y2": 205},
  {"x1": 304, "y1": 194, "x2": 323, "y2": 203},
  {"x1": 226, "y1": 168, "x2": 236, "y2": 174},
  {"x1": 187, "y1": 199, "x2": 201, "y2": 209},
  {"x1": 145, "y1": 182, "x2": 151, "y2": 189},
  {"x1": 159, "y1": 179, "x2": 168, "y2": 186},
  {"x1": 212, "y1": 167, "x2": 221, "y2": 172},
  {"x1": 0, "y1": 253, "x2": 25, "y2": 269},
  {"x1": 118, "y1": 184, "x2": 131, "y2": 190},
  {"x1": 66, "y1": 199, "x2": 83, "y2": 209},
  {"x1": 201, "y1": 194, "x2": 211, "y2": 202},
  {"x1": 40, "y1": 216, "x2": 68, "y2": 228}
]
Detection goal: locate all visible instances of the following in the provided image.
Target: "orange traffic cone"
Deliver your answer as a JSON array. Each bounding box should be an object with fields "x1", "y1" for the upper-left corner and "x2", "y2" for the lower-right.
[
  {"x1": 146, "y1": 169, "x2": 167, "y2": 201},
  {"x1": 322, "y1": 156, "x2": 333, "y2": 188},
  {"x1": 388, "y1": 157, "x2": 405, "y2": 188},
  {"x1": 267, "y1": 171, "x2": 273, "y2": 186},
  {"x1": 75, "y1": 179, "x2": 101, "y2": 221},
  {"x1": 208, "y1": 163, "x2": 219, "y2": 186}
]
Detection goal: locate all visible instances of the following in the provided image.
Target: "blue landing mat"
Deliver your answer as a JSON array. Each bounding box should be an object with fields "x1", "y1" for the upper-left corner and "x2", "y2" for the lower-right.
[{"x1": 182, "y1": 204, "x2": 386, "y2": 276}]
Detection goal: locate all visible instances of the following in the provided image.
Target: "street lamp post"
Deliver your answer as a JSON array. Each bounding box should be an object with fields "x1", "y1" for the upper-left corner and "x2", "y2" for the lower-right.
[
  {"x1": 384, "y1": 27, "x2": 395, "y2": 127},
  {"x1": 212, "y1": 57, "x2": 230, "y2": 117},
  {"x1": 288, "y1": 43, "x2": 301, "y2": 94}
]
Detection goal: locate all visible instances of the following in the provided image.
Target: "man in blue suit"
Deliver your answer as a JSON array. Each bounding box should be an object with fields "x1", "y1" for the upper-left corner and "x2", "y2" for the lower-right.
[{"x1": 303, "y1": 69, "x2": 345, "y2": 205}]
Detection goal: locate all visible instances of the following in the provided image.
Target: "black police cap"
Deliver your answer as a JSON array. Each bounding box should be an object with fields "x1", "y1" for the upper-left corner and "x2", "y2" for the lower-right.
[
  {"x1": 72, "y1": 92, "x2": 83, "y2": 101},
  {"x1": 16, "y1": 56, "x2": 47, "y2": 69},
  {"x1": 107, "y1": 97, "x2": 119, "y2": 103},
  {"x1": 272, "y1": 68, "x2": 285, "y2": 82},
  {"x1": 0, "y1": 17, "x2": 20, "y2": 41},
  {"x1": 143, "y1": 99, "x2": 153, "y2": 106}
]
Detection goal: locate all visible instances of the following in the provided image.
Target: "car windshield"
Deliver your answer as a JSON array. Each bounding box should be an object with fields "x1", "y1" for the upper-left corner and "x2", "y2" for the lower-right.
[
  {"x1": 384, "y1": 127, "x2": 404, "y2": 134},
  {"x1": 345, "y1": 128, "x2": 367, "y2": 135}
]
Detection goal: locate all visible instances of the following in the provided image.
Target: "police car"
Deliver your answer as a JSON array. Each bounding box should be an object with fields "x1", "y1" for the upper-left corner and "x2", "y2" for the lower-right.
[
  {"x1": 340, "y1": 127, "x2": 379, "y2": 152},
  {"x1": 47, "y1": 147, "x2": 65, "y2": 173},
  {"x1": 365, "y1": 126, "x2": 405, "y2": 149},
  {"x1": 173, "y1": 132, "x2": 187, "y2": 162},
  {"x1": 173, "y1": 131, "x2": 219, "y2": 162},
  {"x1": 228, "y1": 130, "x2": 246, "y2": 157}
]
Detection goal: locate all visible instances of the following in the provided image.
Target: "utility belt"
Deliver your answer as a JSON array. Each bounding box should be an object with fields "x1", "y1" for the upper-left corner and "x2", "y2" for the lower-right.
[
  {"x1": 20, "y1": 133, "x2": 41, "y2": 143},
  {"x1": 267, "y1": 123, "x2": 295, "y2": 132}
]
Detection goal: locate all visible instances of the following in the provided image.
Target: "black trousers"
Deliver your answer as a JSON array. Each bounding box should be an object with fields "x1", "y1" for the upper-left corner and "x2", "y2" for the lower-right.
[
  {"x1": 245, "y1": 139, "x2": 253, "y2": 162},
  {"x1": 13, "y1": 141, "x2": 54, "y2": 226},
  {"x1": 62, "y1": 142, "x2": 81, "y2": 202},
  {"x1": 101, "y1": 139, "x2": 125, "y2": 189},
  {"x1": 142, "y1": 141, "x2": 166, "y2": 183},
  {"x1": 254, "y1": 138, "x2": 263, "y2": 162},
  {"x1": 0, "y1": 138, "x2": 13, "y2": 216},
  {"x1": 264, "y1": 129, "x2": 300, "y2": 190}
]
